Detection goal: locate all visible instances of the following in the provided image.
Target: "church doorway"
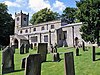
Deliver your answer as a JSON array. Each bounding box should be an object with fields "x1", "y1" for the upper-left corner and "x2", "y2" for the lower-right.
[{"x1": 14, "y1": 39, "x2": 18, "y2": 48}]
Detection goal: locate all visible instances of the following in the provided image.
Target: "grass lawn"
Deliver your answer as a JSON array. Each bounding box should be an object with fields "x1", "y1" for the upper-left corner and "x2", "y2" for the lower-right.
[{"x1": 0, "y1": 47, "x2": 100, "y2": 75}]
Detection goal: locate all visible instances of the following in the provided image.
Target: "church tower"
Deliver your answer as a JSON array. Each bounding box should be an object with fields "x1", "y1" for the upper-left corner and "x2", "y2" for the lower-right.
[{"x1": 15, "y1": 10, "x2": 29, "y2": 34}]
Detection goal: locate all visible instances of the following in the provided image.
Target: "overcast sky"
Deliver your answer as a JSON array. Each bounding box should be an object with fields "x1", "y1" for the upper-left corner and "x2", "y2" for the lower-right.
[{"x1": 0, "y1": 0, "x2": 80, "y2": 19}]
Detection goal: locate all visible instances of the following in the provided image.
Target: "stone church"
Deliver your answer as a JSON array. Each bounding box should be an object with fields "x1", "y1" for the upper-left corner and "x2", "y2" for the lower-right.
[{"x1": 10, "y1": 11, "x2": 83, "y2": 50}]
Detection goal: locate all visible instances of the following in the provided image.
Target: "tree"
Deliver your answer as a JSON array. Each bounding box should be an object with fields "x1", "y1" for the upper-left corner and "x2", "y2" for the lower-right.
[
  {"x1": 61, "y1": 7, "x2": 78, "y2": 24},
  {"x1": 76, "y1": 0, "x2": 100, "y2": 43},
  {"x1": 30, "y1": 8, "x2": 60, "y2": 25},
  {"x1": 0, "y1": 3, "x2": 14, "y2": 46}
]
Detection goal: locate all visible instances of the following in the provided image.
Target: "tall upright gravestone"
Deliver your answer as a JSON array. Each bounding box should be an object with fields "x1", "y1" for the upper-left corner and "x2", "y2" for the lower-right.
[
  {"x1": 2, "y1": 46, "x2": 14, "y2": 74},
  {"x1": 64, "y1": 52, "x2": 75, "y2": 75},
  {"x1": 25, "y1": 54, "x2": 41, "y2": 75},
  {"x1": 82, "y1": 41, "x2": 85, "y2": 51},
  {"x1": 37, "y1": 43, "x2": 48, "y2": 62},
  {"x1": 25, "y1": 44, "x2": 29, "y2": 53},
  {"x1": 92, "y1": 46, "x2": 95, "y2": 61},
  {"x1": 30, "y1": 43, "x2": 33, "y2": 49},
  {"x1": 20, "y1": 44, "x2": 24, "y2": 54}
]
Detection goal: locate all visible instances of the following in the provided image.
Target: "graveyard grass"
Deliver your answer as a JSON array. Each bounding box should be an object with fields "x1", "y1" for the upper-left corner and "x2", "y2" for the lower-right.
[{"x1": 1, "y1": 47, "x2": 100, "y2": 75}]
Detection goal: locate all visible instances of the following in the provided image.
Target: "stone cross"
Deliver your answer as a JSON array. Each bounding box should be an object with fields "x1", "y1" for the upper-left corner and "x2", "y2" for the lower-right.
[{"x1": 24, "y1": 54, "x2": 41, "y2": 75}]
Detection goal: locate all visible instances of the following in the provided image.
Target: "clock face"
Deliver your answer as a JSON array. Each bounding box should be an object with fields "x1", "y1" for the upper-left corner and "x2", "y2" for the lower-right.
[{"x1": 24, "y1": 17, "x2": 26, "y2": 21}]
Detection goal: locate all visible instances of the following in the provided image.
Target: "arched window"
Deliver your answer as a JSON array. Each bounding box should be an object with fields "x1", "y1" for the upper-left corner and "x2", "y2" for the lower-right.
[
  {"x1": 24, "y1": 17, "x2": 26, "y2": 21},
  {"x1": 51, "y1": 25, "x2": 54, "y2": 29},
  {"x1": 20, "y1": 30, "x2": 22, "y2": 33},
  {"x1": 41, "y1": 26, "x2": 45, "y2": 30},
  {"x1": 33, "y1": 28, "x2": 36, "y2": 31},
  {"x1": 17, "y1": 17, "x2": 19, "y2": 21},
  {"x1": 25, "y1": 30, "x2": 28, "y2": 33}
]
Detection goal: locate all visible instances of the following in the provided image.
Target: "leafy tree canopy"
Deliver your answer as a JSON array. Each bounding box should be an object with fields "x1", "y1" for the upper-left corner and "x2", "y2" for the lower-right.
[
  {"x1": 76, "y1": 0, "x2": 100, "y2": 43},
  {"x1": 0, "y1": 3, "x2": 14, "y2": 46},
  {"x1": 30, "y1": 8, "x2": 60, "y2": 25},
  {"x1": 61, "y1": 7, "x2": 78, "y2": 24}
]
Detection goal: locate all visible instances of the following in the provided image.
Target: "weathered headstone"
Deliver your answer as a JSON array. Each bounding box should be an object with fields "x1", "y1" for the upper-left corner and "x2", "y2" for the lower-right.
[
  {"x1": 30, "y1": 43, "x2": 33, "y2": 49},
  {"x1": 25, "y1": 54, "x2": 41, "y2": 75},
  {"x1": 64, "y1": 52, "x2": 75, "y2": 75},
  {"x1": 82, "y1": 41, "x2": 85, "y2": 51},
  {"x1": 53, "y1": 53, "x2": 60, "y2": 62},
  {"x1": 37, "y1": 43, "x2": 48, "y2": 62},
  {"x1": 92, "y1": 46, "x2": 95, "y2": 61},
  {"x1": 25, "y1": 44, "x2": 29, "y2": 53},
  {"x1": 74, "y1": 37, "x2": 79, "y2": 48},
  {"x1": 76, "y1": 47, "x2": 79, "y2": 56},
  {"x1": 2, "y1": 46, "x2": 14, "y2": 74},
  {"x1": 21, "y1": 58, "x2": 26, "y2": 69},
  {"x1": 11, "y1": 45, "x2": 16, "y2": 53},
  {"x1": 20, "y1": 44, "x2": 24, "y2": 54}
]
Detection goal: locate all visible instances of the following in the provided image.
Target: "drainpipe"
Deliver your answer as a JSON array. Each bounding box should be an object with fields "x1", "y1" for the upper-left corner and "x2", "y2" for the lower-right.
[
  {"x1": 72, "y1": 26, "x2": 74, "y2": 47},
  {"x1": 40, "y1": 33, "x2": 41, "y2": 43}
]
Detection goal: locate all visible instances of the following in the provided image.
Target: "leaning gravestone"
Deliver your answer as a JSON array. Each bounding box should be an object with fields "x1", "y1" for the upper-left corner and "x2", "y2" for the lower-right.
[
  {"x1": 25, "y1": 54, "x2": 41, "y2": 75},
  {"x1": 25, "y1": 44, "x2": 29, "y2": 53},
  {"x1": 2, "y1": 46, "x2": 14, "y2": 74},
  {"x1": 20, "y1": 44, "x2": 24, "y2": 54},
  {"x1": 37, "y1": 43, "x2": 48, "y2": 62},
  {"x1": 64, "y1": 52, "x2": 75, "y2": 75}
]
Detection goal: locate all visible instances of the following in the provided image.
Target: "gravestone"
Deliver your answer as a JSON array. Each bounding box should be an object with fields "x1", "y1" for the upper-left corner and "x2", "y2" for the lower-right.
[
  {"x1": 20, "y1": 44, "x2": 24, "y2": 54},
  {"x1": 21, "y1": 58, "x2": 26, "y2": 69},
  {"x1": 2, "y1": 46, "x2": 14, "y2": 74},
  {"x1": 82, "y1": 41, "x2": 85, "y2": 51},
  {"x1": 25, "y1": 54, "x2": 41, "y2": 75},
  {"x1": 30, "y1": 43, "x2": 33, "y2": 49},
  {"x1": 74, "y1": 37, "x2": 79, "y2": 48},
  {"x1": 64, "y1": 52, "x2": 75, "y2": 75},
  {"x1": 37, "y1": 43, "x2": 48, "y2": 62},
  {"x1": 11, "y1": 45, "x2": 16, "y2": 53},
  {"x1": 53, "y1": 53, "x2": 60, "y2": 62},
  {"x1": 76, "y1": 47, "x2": 79, "y2": 56},
  {"x1": 25, "y1": 44, "x2": 29, "y2": 53},
  {"x1": 53, "y1": 43, "x2": 57, "y2": 53},
  {"x1": 92, "y1": 46, "x2": 95, "y2": 61}
]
